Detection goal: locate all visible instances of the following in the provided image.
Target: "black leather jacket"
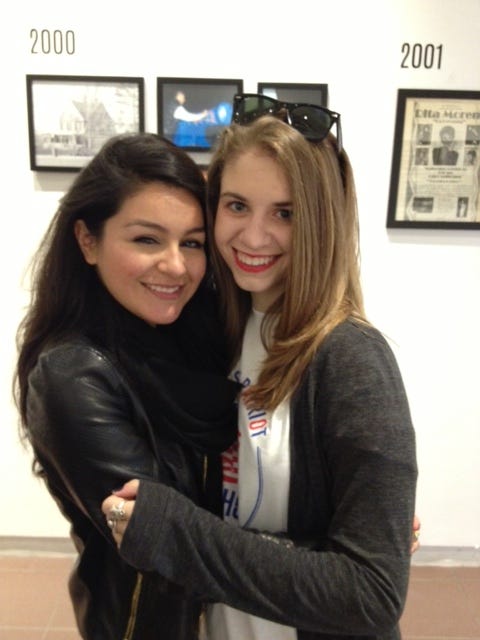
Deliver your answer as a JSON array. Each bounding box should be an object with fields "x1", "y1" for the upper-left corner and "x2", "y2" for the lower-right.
[{"x1": 26, "y1": 338, "x2": 207, "y2": 639}]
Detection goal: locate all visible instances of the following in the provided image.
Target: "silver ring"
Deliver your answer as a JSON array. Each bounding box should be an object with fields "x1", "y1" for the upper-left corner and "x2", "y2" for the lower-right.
[{"x1": 108, "y1": 499, "x2": 126, "y2": 523}]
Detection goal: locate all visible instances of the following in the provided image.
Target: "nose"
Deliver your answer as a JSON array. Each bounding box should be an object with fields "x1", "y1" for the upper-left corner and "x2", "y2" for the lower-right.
[
  {"x1": 239, "y1": 212, "x2": 271, "y2": 249},
  {"x1": 156, "y1": 244, "x2": 187, "y2": 277}
]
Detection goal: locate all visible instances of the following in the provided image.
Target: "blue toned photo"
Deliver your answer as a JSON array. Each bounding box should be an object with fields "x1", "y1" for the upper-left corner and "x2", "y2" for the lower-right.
[{"x1": 158, "y1": 78, "x2": 243, "y2": 152}]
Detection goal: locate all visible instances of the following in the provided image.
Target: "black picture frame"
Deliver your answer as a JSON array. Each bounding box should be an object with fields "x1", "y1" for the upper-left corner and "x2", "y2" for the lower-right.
[
  {"x1": 257, "y1": 82, "x2": 329, "y2": 107},
  {"x1": 387, "y1": 88, "x2": 480, "y2": 229},
  {"x1": 26, "y1": 75, "x2": 144, "y2": 172},
  {"x1": 157, "y1": 77, "x2": 243, "y2": 152}
]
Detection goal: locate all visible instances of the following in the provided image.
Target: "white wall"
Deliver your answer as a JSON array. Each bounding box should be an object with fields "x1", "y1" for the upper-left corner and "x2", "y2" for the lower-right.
[{"x1": 2, "y1": 0, "x2": 479, "y2": 545}]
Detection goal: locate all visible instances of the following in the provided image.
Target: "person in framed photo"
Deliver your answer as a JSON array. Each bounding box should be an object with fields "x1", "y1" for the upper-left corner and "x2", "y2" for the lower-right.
[
  {"x1": 432, "y1": 125, "x2": 459, "y2": 165},
  {"x1": 465, "y1": 125, "x2": 480, "y2": 146},
  {"x1": 172, "y1": 90, "x2": 212, "y2": 147},
  {"x1": 415, "y1": 147, "x2": 429, "y2": 165},
  {"x1": 465, "y1": 148, "x2": 477, "y2": 166},
  {"x1": 456, "y1": 196, "x2": 469, "y2": 218},
  {"x1": 416, "y1": 124, "x2": 431, "y2": 145},
  {"x1": 170, "y1": 89, "x2": 233, "y2": 149}
]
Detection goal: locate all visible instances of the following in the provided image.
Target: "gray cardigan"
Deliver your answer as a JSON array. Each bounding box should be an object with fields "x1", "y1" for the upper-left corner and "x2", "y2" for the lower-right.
[{"x1": 119, "y1": 320, "x2": 418, "y2": 639}]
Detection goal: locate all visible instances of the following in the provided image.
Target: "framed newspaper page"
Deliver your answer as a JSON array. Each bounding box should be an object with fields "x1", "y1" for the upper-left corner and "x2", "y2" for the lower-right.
[{"x1": 387, "y1": 89, "x2": 480, "y2": 229}]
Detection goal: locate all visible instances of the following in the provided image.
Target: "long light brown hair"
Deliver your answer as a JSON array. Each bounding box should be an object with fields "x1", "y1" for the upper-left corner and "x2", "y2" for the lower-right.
[{"x1": 207, "y1": 116, "x2": 367, "y2": 410}]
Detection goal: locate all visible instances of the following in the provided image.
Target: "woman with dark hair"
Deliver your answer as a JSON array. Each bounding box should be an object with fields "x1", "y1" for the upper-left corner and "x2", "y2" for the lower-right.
[{"x1": 15, "y1": 132, "x2": 239, "y2": 640}]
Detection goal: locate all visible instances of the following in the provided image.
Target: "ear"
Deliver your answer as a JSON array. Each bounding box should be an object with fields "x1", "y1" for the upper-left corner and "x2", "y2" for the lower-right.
[{"x1": 74, "y1": 219, "x2": 98, "y2": 265}]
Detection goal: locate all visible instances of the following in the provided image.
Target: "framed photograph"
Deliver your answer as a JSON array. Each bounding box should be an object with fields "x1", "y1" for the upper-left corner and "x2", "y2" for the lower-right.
[
  {"x1": 157, "y1": 77, "x2": 243, "y2": 151},
  {"x1": 257, "y1": 82, "x2": 329, "y2": 107},
  {"x1": 387, "y1": 89, "x2": 480, "y2": 229},
  {"x1": 26, "y1": 75, "x2": 144, "y2": 172}
]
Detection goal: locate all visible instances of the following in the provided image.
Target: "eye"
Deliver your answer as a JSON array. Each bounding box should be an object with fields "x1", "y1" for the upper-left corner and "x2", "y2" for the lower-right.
[
  {"x1": 133, "y1": 235, "x2": 158, "y2": 245},
  {"x1": 182, "y1": 238, "x2": 205, "y2": 250},
  {"x1": 277, "y1": 209, "x2": 293, "y2": 221},
  {"x1": 228, "y1": 200, "x2": 247, "y2": 214}
]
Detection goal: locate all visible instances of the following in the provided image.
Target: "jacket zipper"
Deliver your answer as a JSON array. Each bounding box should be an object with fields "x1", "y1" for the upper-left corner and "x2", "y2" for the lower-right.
[
  {"x1": 124, "y1": 457, "x2": 208, "y2": 639},
  {"x1": 123, "y1": 572, "x2": 143, "y2": 640},
  {"x1": 203, "y1": 454, "x2": 208, "y2": 490}
]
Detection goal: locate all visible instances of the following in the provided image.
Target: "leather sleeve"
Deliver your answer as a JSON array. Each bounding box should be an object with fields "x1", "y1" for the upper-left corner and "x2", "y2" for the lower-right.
[{"x1": 27, "y1": 341, "x2": 162, "y2": 540}]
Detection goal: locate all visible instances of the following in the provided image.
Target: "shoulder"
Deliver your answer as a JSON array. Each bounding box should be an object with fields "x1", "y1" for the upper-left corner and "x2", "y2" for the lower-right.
[
  {"x1": 319, "y1": 319, "x2": 394, "y2": 363},
  {"x1": 26, "y1": 337, "x2": 143, "y2": 434},
  {"x1": 305, "y1": 319, "x2": 406, "y2": 393},
  {"x1": 33, "y1": 336, "x2": 114, "y2": 372},
  {"x1": 28, "y1": 337, "x2": 124, "y2": 393},
  {"x1": 294, "y1": 321, "x2": 414, "y2": 446}
]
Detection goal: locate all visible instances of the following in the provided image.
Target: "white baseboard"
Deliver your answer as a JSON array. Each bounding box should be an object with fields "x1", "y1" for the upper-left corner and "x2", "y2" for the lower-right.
[
  {"x1": 0, "y1": 536, "x2": 75, "y2": 556},
  {"x1": 412, "y1": 545, "x2": 480, "y2": 567},
  {"x1": 1, "y1": 537, "x2": 479, "y2": 566}
]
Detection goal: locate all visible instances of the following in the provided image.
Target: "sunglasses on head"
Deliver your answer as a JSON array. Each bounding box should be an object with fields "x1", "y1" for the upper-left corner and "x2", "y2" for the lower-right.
[{"x1": 232, "y1": 93, "x2": 342, "y2": 152}]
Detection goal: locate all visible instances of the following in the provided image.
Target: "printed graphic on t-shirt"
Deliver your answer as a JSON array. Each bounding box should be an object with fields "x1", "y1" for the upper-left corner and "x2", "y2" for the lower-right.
[
  {"x1": 221, "y1": 362, "x2": 290, "y2": 532},
  {"x1": 211, "y1": 311, "x2": 296, "y2": 640},
  {"x1": 222, "y1": 441, "x2": 239, "y2": 521}
]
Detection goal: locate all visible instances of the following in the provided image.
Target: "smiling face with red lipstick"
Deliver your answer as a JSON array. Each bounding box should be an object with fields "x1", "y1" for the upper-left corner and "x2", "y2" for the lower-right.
[
  {"x1": 214, "y1": 148, "x2": 293, "y2": 312},
  {"x1": 75, "y1": 182, "x2": 206, "y2": 326}
]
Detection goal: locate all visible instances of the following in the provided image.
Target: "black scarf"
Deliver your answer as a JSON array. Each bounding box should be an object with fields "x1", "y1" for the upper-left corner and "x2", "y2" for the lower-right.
[{"x1": 87, "y1": 283, "x2": 240, "y2": 455}]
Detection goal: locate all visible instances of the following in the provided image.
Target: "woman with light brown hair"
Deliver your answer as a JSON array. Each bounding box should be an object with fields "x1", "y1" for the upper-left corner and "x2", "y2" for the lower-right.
[{"x1": 103, "y1": 97, "x2": 418, "y2": 640}]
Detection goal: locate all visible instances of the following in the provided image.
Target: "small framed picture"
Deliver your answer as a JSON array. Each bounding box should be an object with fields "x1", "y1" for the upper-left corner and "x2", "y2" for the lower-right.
[
  {"x1": 257, "y1": 82, "x2": 329, "y2": 107},
  {"x1": 26, "y1": 75, "x2": 144, "y2": 172},
  {"x1": 387, "y1": 88, "x2": 480, "y2": 229},
  {"x1": 157, "y1": 77, "x2": 243, "y2": 151}
]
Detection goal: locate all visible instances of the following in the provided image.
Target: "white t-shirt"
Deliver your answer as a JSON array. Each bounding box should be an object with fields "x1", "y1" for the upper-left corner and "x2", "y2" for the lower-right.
[{"x1": 206, "y1": 310, "x2": 297, "y2": 640}]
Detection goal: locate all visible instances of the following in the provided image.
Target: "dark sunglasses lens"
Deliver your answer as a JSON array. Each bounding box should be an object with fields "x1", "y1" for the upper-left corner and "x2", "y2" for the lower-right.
[
  {"x1": 290, "y1": 106, "x2": 332, "y2": 140},
  {"x1": 236, "y1": 95, "x2": 277, "y2": 123}
]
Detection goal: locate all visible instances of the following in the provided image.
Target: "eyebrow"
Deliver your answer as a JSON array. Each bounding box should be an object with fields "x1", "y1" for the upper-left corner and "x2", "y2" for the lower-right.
[
  {"x1": 125, "y1": 219, "x2": 205, "y2": 234},
  {"x1": 220, "y1": 191, "x2": 292, "y2": 207}
]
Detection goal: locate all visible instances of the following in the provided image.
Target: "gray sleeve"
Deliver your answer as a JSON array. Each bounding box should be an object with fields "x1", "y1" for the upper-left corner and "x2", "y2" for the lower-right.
[{"x1": 119, "y1": 322, "x2": 417, "y2": 636}]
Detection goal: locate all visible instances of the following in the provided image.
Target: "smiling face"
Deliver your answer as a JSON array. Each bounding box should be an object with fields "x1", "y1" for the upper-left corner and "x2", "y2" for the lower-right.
[
  {"x1": 214, "y1": 148, "x2": 293, "y2": 312},
  {"x1": 75, "y1": 182, "x2": 206, "y2": 325}
]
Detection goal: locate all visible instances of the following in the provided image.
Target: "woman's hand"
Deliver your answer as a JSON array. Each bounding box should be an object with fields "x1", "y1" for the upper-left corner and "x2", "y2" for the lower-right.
[
  {"x1": 411, "y1": 514, "x2": 421, "y2": 554},
  {"x1": 102, "y1": 479, "x2": 140, "y2": 547}
]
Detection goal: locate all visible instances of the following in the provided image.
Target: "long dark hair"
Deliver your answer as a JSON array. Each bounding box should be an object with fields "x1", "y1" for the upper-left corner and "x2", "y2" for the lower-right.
[{"x1": 15, "y1": 133, "x2": 206, "y2": 430}]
